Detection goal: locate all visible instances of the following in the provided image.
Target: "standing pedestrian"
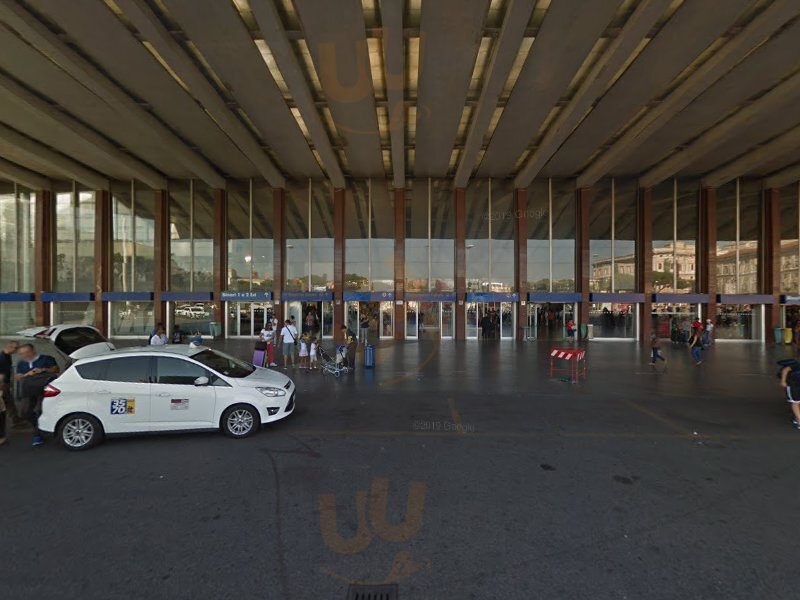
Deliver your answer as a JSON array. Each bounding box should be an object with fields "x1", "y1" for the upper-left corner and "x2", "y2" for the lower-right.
[
  {"x1": 649, "y1": 332, "x2": 667, "y2": 368},
  {"x1": 689, "y1": 328, "x2": 703, "y2": 366},
  {"x1": 359, "y1": 313, "x2": 370, "y2": 345},
  {"x1": 0, "y1": 340, "x2": 20, "y2": 428},
  {"x1": 702, "y1": 319, "x2": 714, "y2": 347},
  {"x1": 309, "y1": 337, "x2": 319, "y2": 371},
  {"x1": 150, "y1": 326, "x2": 167, "y2": 345},
  {"x1": 279, "y1": 319, "x2": 298, "y2": 369},
  {"x1": 260, "y1": 322, "x2": 276, "y2": 367},
  {"x1": 15, "y1": 344, "x2": 59, "y2": 447},
  {"x1": 779, "y1": 360, "x2": 800, "y2": 430}
]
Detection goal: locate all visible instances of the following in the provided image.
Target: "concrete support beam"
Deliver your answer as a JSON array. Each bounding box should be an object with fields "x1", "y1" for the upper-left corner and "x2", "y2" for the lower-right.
[
  {"x1": 576, "y1": 188, "x2": 591, "y2": 333},
  {"x1": 514, "y1": 187, "x2": 528, "y2": 341},
  {"x1": 272, "y1": 188, "x2": 286, "y2": 324},
  {"x1": 763, "y1": 188, "x2": 781, "y2": 337},
  {"x1": 698, "y1": 188, "x2": 717, "y2": 323},
  {"x1": 0, "y1": 71, "x2": 167, "y2": 190},
  {"x1": 0, "y1": 157, "x2": 49, "y2": 191},
  {"x1": 380, "y1": 0, "x2": 405, "y2": 189},
  {"x1": 516, "y1": 0, "x2": 671, "y2": 188},
  {"x1": 641, "y1": 70, "x2": 800, "y2": 188},
  {"x1": 765, "y1": 163, "x2": 800, "y2": 189},
  {"x1": 34, "y1": 189, "x2": 54, "y2": 326},
  {"x1": 579, "y1": 0, "x2": 799, "y2": 188},
  {"x1": 333, "y1": 188, "x2": 345, "y2": 341},
  {"x1": 703, "y1": 125, "x2": 800, "y2": 188},
  {"x1": 0, "y1": 0, "x2": 224, "y2": 188},
  {"x1": 212, "y1": 188, "x2": 227, "y2": 339},
  {"x1": 393, "y1": 186, "x2": 406, "y2": 340},
  {"x1": 0, "y1": 123, "x2": 107, "y2": 190},
  {"x1": 249, "y1": 0, "x2": 345, "y2": 187},
  {"x1": 455, "y1": 0, "x2": 536, "y2": 188},
  {"x1": 94, "y1": 190, "x2": 112, "y2": 336},
  {"x1": 153, "y1": 190, "x2": 170, "y2": 327},
  {"x1": 455, "y1": 188, "x2": 466, "y2": 340},
  {"x1": 638, "y1": 187, "x2": 653, "y2": 343},
  {"x1": 117, "y1": 0, "x2": 284, "y2": 187}
]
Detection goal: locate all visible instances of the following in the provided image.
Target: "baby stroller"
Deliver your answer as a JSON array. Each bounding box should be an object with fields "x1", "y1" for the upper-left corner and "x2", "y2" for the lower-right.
[{"x1": 319, "y1": 344, "x2": 350, "y2": 377}]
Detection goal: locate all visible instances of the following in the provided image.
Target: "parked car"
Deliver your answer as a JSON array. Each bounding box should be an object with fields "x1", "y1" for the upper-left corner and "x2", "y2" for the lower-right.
[
  {"x1": 15, "y1": 325, "x2": 115, "y2": 370},
  {"x1": 38, "y1": 345, "x2": 296, "y2": 450}
]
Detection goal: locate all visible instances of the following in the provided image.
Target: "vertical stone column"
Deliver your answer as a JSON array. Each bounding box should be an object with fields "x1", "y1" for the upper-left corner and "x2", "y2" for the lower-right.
[
  {"x1": 272, "y1": 187, "x2": 285, "y2": 325},
  {"x1": 94, "y1": 189, "x2": 111, "y2": 336},
  {"x1": 153, "y1": 189, "x2": 170, "y2": 328},
  {"x1": 212, "y1": 188, "x2": 227, "y2": 339},
  {"x1": 333, "y1": 187, "x2": 345, "y2": 341},
  {"x1": 394, "y1": 186, "x2": 405, "y2": 340},
  {"x1": 514, "y1": 187, "x2": 527, "y2": 341},
  {"x1": 454, "y1": 187, "x2": 466, "y2": 340},
  {"x1": 34, "y1": 189, "x2": 54, "y2": 326},
  {"x1": 638, "y1": 186, "x2": 653, "y2": 343},
  {"x1": 763, "y1": 187, "x2": 781, "y2": 338},
  {"x1": 698, "y1": 188, "x2": 717, "y2": 322},
  {"x1": 576, "y1": 187, "x2": 591, "y2": 334}
]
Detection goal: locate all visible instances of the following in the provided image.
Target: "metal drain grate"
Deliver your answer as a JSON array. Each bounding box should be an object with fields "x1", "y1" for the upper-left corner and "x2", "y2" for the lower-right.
[{"x1": 345, "y1": 583, "x2": 399, "y2": 600}]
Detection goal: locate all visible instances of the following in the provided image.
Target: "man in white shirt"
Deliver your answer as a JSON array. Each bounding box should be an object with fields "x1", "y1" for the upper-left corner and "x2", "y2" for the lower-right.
[
  {"x1": 259, "y1": 324, "x2": 277, "y2": 367},
  {"x1": 150, "y1": 326, "x2": 167, "y2": 346},
  {"x1": 279, "y1": 319, "x2": 298, "y2": 369}
]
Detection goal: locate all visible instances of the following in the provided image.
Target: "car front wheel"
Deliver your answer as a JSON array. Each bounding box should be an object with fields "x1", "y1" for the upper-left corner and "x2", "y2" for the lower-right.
[
  {"x1": 221, "y1": 404, "x2": 260, "y2": 439},
  {"x1": 57, "y1": 413, "x2": 103, "y2": 451}
]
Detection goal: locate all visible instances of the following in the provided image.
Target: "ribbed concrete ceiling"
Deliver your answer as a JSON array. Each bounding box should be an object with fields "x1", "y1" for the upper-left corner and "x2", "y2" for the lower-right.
[{"x1": 0, "y1": 0, "x2": 798, "y2": 191}]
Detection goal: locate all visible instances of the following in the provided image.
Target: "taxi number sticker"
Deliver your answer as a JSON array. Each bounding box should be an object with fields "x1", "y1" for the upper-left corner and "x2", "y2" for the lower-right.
[{"x1": 110, "y1": 398, "x2": 136, "y2": 415}]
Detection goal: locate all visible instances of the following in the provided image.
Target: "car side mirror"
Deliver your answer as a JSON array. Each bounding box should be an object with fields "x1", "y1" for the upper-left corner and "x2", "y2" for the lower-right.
[{"x1": 194, "y1": 376, "x2": 209, "y2": 386}]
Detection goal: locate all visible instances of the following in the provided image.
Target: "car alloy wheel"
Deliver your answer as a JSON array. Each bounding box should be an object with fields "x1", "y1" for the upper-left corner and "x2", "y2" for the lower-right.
[
  {"x1": 60, "y1": 416, "x2": 98, "y2": 449},
  {"x1": 227, "y1": 408, "x2": 254, "y2": 436}
]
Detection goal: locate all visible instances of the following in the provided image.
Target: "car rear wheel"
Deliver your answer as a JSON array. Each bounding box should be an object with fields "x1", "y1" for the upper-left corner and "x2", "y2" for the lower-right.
[
  {"x1": 221, "y1": 404, "x2": 260, "y2": 439},
  {"x1": 57, "y1": 413, "x2": 103, "y2": 451}
]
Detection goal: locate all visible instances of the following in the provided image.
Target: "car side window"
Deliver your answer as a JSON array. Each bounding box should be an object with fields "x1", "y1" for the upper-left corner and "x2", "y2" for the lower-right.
[
  {"x1": 103, "y1": 357, "x2": 152, "y2": 383},
  {"x1": 155, "y1": 357, "x2": 211, "y2": 385},
  {"x1": 76, "y1": 360, "x2": 107, "y2": 381}
]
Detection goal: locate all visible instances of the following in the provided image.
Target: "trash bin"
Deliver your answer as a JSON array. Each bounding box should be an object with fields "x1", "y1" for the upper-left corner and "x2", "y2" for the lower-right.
[
  {"x1": 587, "y1": 324, "x2": 594, "y2": 340},
  {"x1": 364, "y1": 344, "x2": 375, "y2": 368},
  {"x1": 774, "y1": 327, "x2": 784, "y2": 344},
  {"x1": 785, "y1": 328, "x2": 794, "y2": 344}
]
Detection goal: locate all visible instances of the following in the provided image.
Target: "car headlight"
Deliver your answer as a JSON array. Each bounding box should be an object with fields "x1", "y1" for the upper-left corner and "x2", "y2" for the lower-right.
[{"x1": 257, "y1": 386, "x2": 287, "y2": 397}]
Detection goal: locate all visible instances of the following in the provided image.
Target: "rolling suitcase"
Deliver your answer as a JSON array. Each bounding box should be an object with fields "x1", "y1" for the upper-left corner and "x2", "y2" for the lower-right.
[
  {"x1": 252, "y1": 341, "x2": 267, "y2": 367},
  {"x1": 364, "y1": 344, "x2": 375, "y2": 369}
]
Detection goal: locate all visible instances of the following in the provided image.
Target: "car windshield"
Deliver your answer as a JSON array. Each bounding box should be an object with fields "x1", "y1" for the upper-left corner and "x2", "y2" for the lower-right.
[
  {"x1": 191, "y1": 349, "x2": 256, "y2": 378},
  {"x1": 53, "y1": 328, "x2": 106, "y2": 356}
]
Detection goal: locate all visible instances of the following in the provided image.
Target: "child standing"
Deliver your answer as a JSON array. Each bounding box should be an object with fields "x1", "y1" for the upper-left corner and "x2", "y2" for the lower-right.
[
  {"x1": 309, "y1": 337, "x2": 318, "y2": 371},
  {"x1": 649, "y1": 332, "x2": 666, "y2": 368},
  {"x1": 298, "y1": 333, "x2": 309, "y2": 369}
]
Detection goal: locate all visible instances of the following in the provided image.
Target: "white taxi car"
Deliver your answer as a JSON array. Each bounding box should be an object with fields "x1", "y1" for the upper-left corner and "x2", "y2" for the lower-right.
[{"x1": 38, "y1": 345, "x2": 295, "y2": 450}]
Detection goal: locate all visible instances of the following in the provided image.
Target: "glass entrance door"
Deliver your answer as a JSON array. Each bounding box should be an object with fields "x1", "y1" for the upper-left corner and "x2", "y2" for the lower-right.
[
  {"x1": 285, "y1": 301, "x2": 333, "y2": 339},
  {"x1": 441, "y1": 302, "x2": 454, "y2": 339},
  {"x1": 466, "y1": 302, "x2": 479, "y2": 339},
  {"x1": 380, "y1": 301, "x2": 394, "y2": 339},
  {"x1": 406, "y1": 301, "x2": 418, "y2": 339},
  {"x1": 527, "y1": 303, "x2": 574, "y2": 341},
  {"x1": 500, "y1": 302, "x2": 514, "y2": 340},
  {"x1": 418, "y1": 302, "x2": 441, "y2": 339}
]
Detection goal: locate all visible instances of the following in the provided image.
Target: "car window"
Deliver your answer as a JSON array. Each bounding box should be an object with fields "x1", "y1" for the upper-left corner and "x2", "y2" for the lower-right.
[
  {"x1": 156, "y1": 357, "x2": 210, "y2": 385},
  {"x1": 76, "y1": 357, "x2": 151, "y2": 383},
  {"x1": 191, "y1": 349, "x2": 255, "y2": 378},
  {"x1": 54, "y1": 327, "x2": 106, "y2": 355}
]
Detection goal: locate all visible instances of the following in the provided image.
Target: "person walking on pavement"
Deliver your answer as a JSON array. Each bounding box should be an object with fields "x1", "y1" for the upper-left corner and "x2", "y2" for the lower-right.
[
  {"x1": 649, "y1": 332, "x2": 667, "y2": 369},
  {"x1": 279, "y1": 319, "x2": 298, "y2": 369},
  {"x1": 689, "y1": 328, "x2": 703, "y2": 366},
  {"x1": 779, "y1": 361, "x2": 800, "y2": 430},
  {"x1": 359, "y1": 313, "x2": 370, "y2": 345},
  {"x1": 15, "y1": 343, "x2": 59, "y2": 446},
  {"x1": 702, "y1": 318, "x2": 714, "y2": 347}
]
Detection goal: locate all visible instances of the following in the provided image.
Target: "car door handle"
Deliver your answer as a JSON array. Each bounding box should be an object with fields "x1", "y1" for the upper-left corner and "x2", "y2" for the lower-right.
[
  {"x1": 156, "y1": 392, "x2": 171, "y2": 397},
  {"x1": 95, "y1": 389, "x2": 111, "y2": 394}
]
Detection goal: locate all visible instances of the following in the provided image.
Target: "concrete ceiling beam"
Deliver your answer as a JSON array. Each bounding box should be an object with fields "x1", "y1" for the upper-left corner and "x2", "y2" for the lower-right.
[
  {"x1": 0, "y1": 0, "x2": 223, "y2": 189},
  {"x1": 0, "y1": 71, "x2": 168, "y2": 190},
  {"x1": 455, "y1": 0, "x2": 536, "y2": 188},
  {"x1": 703, "y1": 125, "x2": 800, "y2": 188},
  {"x1": 640, "y1": 69, "x2": 800, "y2": 188},
  {"x1": 248, "y1": 0, "x2": 345, "y2": 188},
  {"x1": 765, "y1": 163, "x2": 800, "y2": 189},
  {"x1": 514, "y1": 0, "x2": 671, "y2": 188},
  {"x1": 380, "y1": 0, "x2": 405, "y2": 189},
  {"x1": 0, "y1": 156, "x2": 50, "y2": 190},
  {"x1": 578, "y1": 0, "x2": 800, "y2": 188},
  {"x1": 0, "y1": 122, "x2": 107, "y2": 189},
  {"x1": 113, "y1": 0, "x2": 283, "y2": 188}
]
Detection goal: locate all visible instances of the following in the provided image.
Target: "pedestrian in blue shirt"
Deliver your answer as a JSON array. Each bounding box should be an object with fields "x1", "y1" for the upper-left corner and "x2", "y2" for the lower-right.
[{"x1": 15, "y1": 344, "x2": 59, "y2": 447}]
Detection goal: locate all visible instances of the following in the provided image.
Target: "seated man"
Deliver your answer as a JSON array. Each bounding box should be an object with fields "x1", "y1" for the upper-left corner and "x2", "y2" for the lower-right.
[{"x1": 15, "y1": 343, "x2": 59, "y2": 447}]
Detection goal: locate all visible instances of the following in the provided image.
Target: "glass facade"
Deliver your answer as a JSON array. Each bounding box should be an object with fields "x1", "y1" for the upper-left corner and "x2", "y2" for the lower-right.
[
  {"x1": 405, "y1": 178, "x2": 454, "y2": 292},
  {"x1": 651, "y1": 179, "x2": 697, "y2": 293},
  {"x1": 227, "y1": 179, "x2": 273, "y2": 291},
  {"x1": 716, "y1": 179, "x2": 761, "y2": 294},
  {"x1": 285, "y1": 180, "x2": 333, "y2": 292},
  {"x1": 465, "y1": 178, "x2": 514, "y2": 293},
  {"x1": 345, "y1": 179, "x2": 394, "y2": 291},
  {"x1": 780, "y1": 182, "x2": 800, "y2": 294},
  {"x1": 589, "y1": 179, "x2": 639, "y2": 293},
  {"x1": 169, "y1": 180, "x2": 214, "y2": 292},
  {"x1": 110, "y1": 301, "x2": 154, "y2": 338},
  {"x1": 112, "y1": 181, "x2": 156, "y2": 292},
  {"x1": 55, "y1": 183, "x2": 95, "y2": 292},
  {"x1": 527, "y1": 179, "x2": 576, "y2": 292},
  {"x1": 0, "y1": 302, "x2": 35, "y2": 335},
  {"x1": 0, "y1": 182, "x2": 35, "y2": 293}
]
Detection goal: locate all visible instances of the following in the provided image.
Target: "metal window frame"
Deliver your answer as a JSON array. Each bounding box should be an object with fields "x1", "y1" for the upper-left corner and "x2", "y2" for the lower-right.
[{"x1": 548, "y1": 178, "x2": 553, "y2": 293}]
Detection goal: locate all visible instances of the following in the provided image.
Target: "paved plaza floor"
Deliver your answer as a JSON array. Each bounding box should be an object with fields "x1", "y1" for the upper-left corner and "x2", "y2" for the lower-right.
[{"x1": 2, "y1": 339, "x2": 797, "y2": 599}]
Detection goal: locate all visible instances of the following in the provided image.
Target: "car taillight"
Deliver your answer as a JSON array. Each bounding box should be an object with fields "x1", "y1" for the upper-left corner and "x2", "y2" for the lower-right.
[{"x1": 43, "y1": 384, "x2": 60, "y2": 397}]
